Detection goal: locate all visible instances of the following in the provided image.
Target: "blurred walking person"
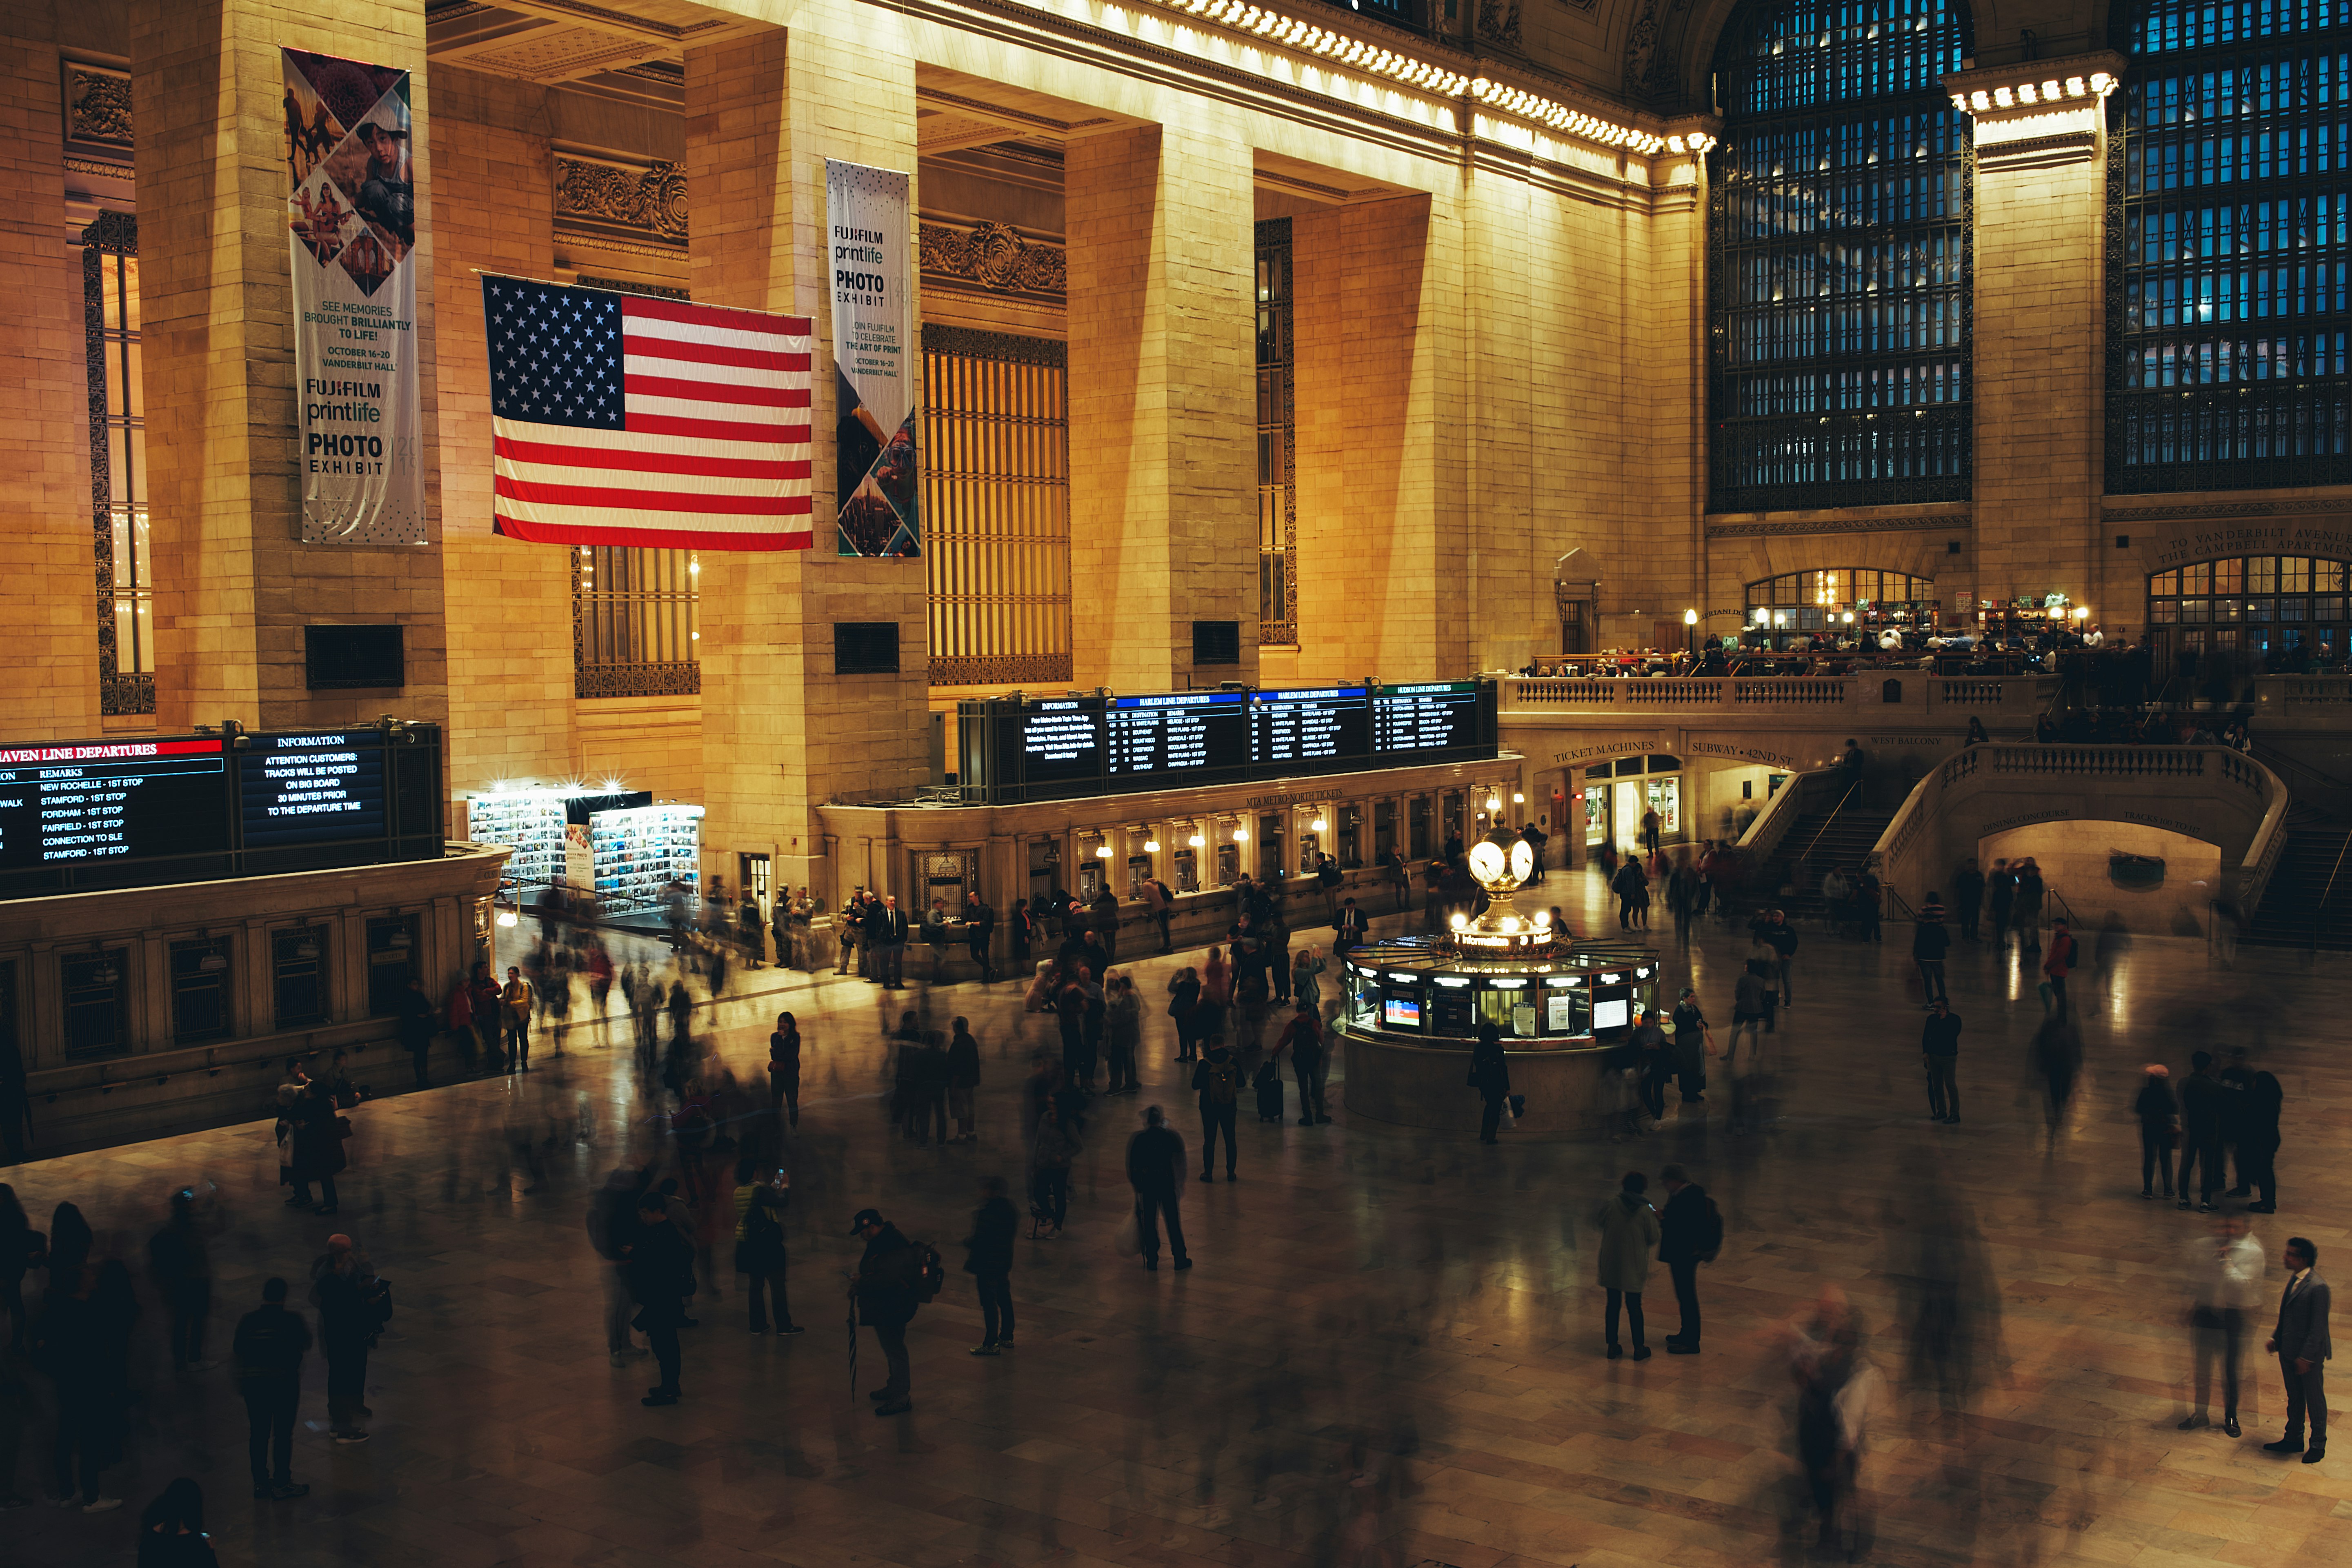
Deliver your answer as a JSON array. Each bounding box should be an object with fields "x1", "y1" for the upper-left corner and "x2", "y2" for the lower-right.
[
  {"x1": 2180, "y1": 1051, "x2": 2227, "y2": 1211},
  {"x1": 147, "y1": 1186, "x2": 219, "y2": 1372},
  {"x1": 1921, "y1": 999, "x2": 1962, "y2": 1124},
  {"x1": 309, "y1": 1236, "x2": 378, "y2": 1443},
  {"x1": 1782, "y1": 1292, "x2": 1881, "y2": 1558},
  {"x1": 627, "y1": 1192, "x2": 692, "y2": 1406},
  {"x1": 1470, "y1": 1022, "x2": 1511, "y2": 1145},
  {"x1": 2180, "y1": 1212, "x2": 2263, "y2": 1437}
]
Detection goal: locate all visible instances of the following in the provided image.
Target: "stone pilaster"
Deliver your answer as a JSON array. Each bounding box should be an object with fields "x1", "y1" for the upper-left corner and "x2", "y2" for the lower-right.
[
  {"x1": 1066, "y1": 121, "x2": 1258, "y2": 692},
  {"x1": 132, "y1": 0, "x2": 446, "y2": 736},
  {"x1": 1958, "y1": 57, "x2": 2120, "y2": 617},
  {"x1": 0, "y1": 16, "x2": 98, "y2": 743},
  {"x1": 686, "y1": 4, "x2": 927, "y2": 905}
]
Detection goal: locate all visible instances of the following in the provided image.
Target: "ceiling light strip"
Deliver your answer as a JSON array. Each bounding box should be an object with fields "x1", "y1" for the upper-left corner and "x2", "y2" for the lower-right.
[{"x1": 1153, "y1": 0, "x2": 1696, "y2": 157}]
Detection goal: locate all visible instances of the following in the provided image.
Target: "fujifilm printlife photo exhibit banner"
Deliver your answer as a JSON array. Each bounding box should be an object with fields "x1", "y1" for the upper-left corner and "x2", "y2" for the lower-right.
[
  {"x1": 825, "y1": 158, "x2": 918, "y2": 557},
  {"x1": 282, "y1": 47, "x2": 425, "y2": 545}
]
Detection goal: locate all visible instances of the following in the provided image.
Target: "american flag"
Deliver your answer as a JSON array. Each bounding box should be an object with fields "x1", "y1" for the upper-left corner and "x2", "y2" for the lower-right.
[{"x1": 482, "y1": 276, "x2": 814, "y2": 550}]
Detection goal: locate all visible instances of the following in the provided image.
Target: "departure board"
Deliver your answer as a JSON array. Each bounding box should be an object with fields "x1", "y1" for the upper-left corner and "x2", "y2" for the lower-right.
[
  {"x1": 1250, "y1": 686, "x2": 1370, "y2": 771},
  {"x1": 1018, "y1": 698, "x2": 1106, "y2": 798},
  {"x1": 240, "y1": 731, "x2": 389, "y2": 848},
  {"x1": 1372, "y1": 681, "x2": 1487, "y2": 758},
  {"x1": 1107, "y1": 691, "x2": 1248, "y2": 782},
  {"x1": 0, "y1": 736, "x2": 229, "y2": 870}
]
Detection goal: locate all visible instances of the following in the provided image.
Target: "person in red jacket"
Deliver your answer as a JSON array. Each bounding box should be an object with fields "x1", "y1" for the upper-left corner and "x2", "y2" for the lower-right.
[{"x1": 2043, "y1": 918, "x2": 2077, "y2": 1014}]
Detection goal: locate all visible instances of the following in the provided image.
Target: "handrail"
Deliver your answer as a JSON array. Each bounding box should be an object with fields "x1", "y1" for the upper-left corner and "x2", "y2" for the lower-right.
[
  {"x1": 2312, "y1": 831, "x2": 2352, "y2": 954},
  {"x1": 2047, "y1": 886, "x2": 2077, "y2": 927},
  {"x1": 1794, "y1": 775, "x2": 1863, "y2": 882},
  {"x1": 2251, "y1": 739, "x2": 2352, "y2": 800}
]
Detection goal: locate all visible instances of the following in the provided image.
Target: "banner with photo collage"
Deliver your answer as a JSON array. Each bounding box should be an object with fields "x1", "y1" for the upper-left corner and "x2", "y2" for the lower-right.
[
  {"x1": 825, "y1": 159, "x2": 918, "y2": 557},
  {"x1": 282, "y1": 47, "x2": 425, "y2": 545}
]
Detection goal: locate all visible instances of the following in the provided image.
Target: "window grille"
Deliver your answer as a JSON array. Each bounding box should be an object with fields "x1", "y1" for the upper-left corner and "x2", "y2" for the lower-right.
[
  {"x1": 1708, "y1": 0, "x2": 1974, "y2": 511},
  {"x1": 574, "y1": 546, "x2": 700, "y2": 698},
  {"x1": 2109, "y1": 0, "x2": 2352, "y2": 491},
  {"x1": 83, "y1": 214, "x2": 152, "y2": 714},
  {"x1": 1256, "y1": 219, "x2": 1297, "y2": 644}
]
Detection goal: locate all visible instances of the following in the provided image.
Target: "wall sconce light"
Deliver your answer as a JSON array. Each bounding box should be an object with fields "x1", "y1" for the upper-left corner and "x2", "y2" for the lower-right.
[
  {"x1": 1187, "y1": 833, "x2": 1206, "y2": 848},
  {"x1": 1232, "y1": 827, "x2": 1249, "y2": 842},
  {"x1": 1094, "y1": 844, "x2": 1112, "y2": 859},
  {"x1": 1310, "y1": 816, "x2": 1328, "y2": 833},
  {"x1": 1145, "y1": 838, "x2": 1162, "y2": 853}
]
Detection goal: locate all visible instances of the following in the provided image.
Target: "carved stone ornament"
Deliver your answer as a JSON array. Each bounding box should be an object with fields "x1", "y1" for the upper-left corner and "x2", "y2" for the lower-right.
[
  {"x1": 66, "y1": 64, "x2": 132, "y2": 149},
  {"x1": 919, "y1": 221, "x2": 1066, "y2": 296},
  {"x1": 1476, "y1": 0, "x2": 1524, "y2": 45},
  {"x1": 554, "y1": 156, "x2": 688, "y2": 247}
]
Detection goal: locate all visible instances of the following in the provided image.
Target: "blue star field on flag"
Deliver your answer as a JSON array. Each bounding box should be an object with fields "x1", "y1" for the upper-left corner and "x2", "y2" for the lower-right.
[{"x1": 483, "y1": 277, "x2": 625, "y2": 430}]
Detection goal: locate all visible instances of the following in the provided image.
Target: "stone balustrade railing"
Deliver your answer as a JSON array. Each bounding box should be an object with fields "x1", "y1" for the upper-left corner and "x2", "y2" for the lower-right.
[{"x1": 1501, "y1": 673, "x2": 2059, "y2": 718}]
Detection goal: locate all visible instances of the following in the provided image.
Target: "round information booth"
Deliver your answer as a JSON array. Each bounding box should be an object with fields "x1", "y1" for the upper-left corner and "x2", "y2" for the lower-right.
[{"x1": 1338, "y1": 831, "x2": 1661, "y2": 1140}]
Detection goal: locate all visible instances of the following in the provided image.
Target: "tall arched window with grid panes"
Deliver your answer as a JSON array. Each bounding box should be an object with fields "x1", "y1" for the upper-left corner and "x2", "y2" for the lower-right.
[
  {"x1": 2108, "y1": 0, "x2": 2352, "y2": 492},
  {"x1": 1708, "y1": 0, "x2": 1974, "y2": 512}
]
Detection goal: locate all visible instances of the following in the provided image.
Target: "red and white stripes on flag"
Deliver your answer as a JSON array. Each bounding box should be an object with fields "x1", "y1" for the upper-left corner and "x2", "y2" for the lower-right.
[{"x1": 484, "y1": 277, "x2": 814, "y2": 551}]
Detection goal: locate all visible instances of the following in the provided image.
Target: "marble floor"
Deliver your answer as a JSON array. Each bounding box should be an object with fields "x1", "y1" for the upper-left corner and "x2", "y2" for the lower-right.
[{"x1": 4, "y1": 868, "x2": 2348, "y2": 1568}]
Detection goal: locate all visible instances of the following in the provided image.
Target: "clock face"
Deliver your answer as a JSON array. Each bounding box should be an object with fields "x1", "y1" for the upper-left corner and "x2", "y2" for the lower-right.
[
  {"x1": 1509, "y1": 840, "x2": 1535, "y2": 881},
  {"x1": 1467, "y1": 842, "x2": 1507, "y2": 884}
]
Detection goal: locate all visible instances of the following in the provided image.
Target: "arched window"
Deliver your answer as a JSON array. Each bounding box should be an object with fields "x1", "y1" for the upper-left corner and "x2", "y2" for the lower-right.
[
  {"x1": 1708, "y1": 0, "x2": 1973, "y2": 512},
  {"x1": 2109, "y1": 0, "x2": 2352, "y2": 493},
  {"x1": 1743, "y1": 566, "x2": 1938, "y2": 644},
  {"x1": 2144, "y1": 553, "x2": 2352, "y2": 665}
]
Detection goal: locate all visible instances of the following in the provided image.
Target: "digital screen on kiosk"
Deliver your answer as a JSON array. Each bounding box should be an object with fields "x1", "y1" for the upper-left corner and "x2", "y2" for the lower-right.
[
  {"x1": 1106, "y1": 691, "x2": 1247, "y2": 781},
  {"x1": 1372, "y1": 681, "x2": 1487, "y2": 757},
  {"x1": 1382, "y1": 995, "x2": 1422, "y2": 1027},
  {"x1": 1592, "y1": 997, "x2": 1630, "y2": 1031},
  {"x1": 240, "y1": 731, "x2": 388, "y2": 848},
  {"x1": 0, "y1": 736, "x2": 228, "y2": 870},
  {"x1": 1018, "y1": 699, "x2": 1106, "y2": 797},
  {"x1": 1249, "y1": 686, "x2": 1369, "y2": 770}
]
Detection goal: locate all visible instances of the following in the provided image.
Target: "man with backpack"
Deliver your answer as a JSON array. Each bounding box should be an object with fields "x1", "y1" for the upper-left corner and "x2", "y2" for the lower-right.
[
  {"x1": 1658, "y1": 1164, "x2": 1722, "y2": 1355},
  {"x1": 1191, "y1": 1038, "x2": 1243, "y2": 1181},
  {"x1": 850, "y1": 1207, "x2": 934, "y2": 1416}
]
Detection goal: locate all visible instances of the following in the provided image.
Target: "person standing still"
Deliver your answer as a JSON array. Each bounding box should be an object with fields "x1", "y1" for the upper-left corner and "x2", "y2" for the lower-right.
[
  {"x1": 1985, "y1": 859, "x2": 2015, "y2": 949},
  {"x1": 732, "y1": 1159, "x2": 800, "y2": 1337},
  {"x1": 849, "y1": 1208, "x2": 924, "y2": 1416},
  {"x1": 1921, "y1": 999, "x2": 1962, "y2": 1123},
  {"x1": 2263, "y1": 1237, "x2": 2331, "y2": 1463},
  {"x1": 1758, "y1": 910, "x2": 1801, "y2": 1008},
  {"x1": 1278, "y1": 1002, "x2": 1330, "y2": 1124},
  {"x1": 308, "y1": 1236, "x2": 377, "y2": 1443},
  {"x1": 500, "y1": 966, "x2": 534, "y2": 1072},
  {"x1": 964, "y1": 892, "x2": 998, "y2": 982},
  {"x1": 2136, "y1": 1064, "x2": 2179, "y2": 1199},
  {"x1": 2180, "y1": 1051, "x2": 2227, "y2": 1212},
  {"x1": 1912, "y1": 896, "x2": 1951, "y2": 1004},
  {"x1": 947, "y1": 1017, "x2": 981, "y2": 1141},
  {"x1": 2181, "y1": 1212, "x2": 2264, "y2": 1437},
  {"x1": 1658, "y1": 1165, "x2": 1718, "y2": 1355},
  {"x1": 1126, "y1": 1106, "x2": 1193, "y2": 1272},
  {"x1": 230, "y1": 1278, "x2": 310, "y2": 1500},
  {"x1": 1192, "y1": 1038, "x2": 1242, "y2": 1180},
  {"x1": 964, "y1": 1176, "x2": 1019, "y2": 1352},
  {"x1": 147, "y1": 1188, "x2": 218, "y2": 1372},
  {"x1": 2042, "y1": 918, "x2": 2076, "y2": 1013},
  {"x1": 876, "y1": 895, "x2": 911, "y2": 990},
  {"x1": 834, "y1": 894, "x2": 860, "y2": 976},
  {"x1": 768, "y1": 1012, "x2": 802, "y2": 1129},
  {"x1": 1952, "y1": 857, "x2": 1985, "y2": 941},
  {"x1": 1595, "y1": 1171, "x2": 1661, "y2": 1360}
]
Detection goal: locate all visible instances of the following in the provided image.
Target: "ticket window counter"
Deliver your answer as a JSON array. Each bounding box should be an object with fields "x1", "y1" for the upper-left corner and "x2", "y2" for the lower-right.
[
  {"x1": 1338, "y1": 804, "x2": 1363, "y2": 868},
  {"x1": 1127, "y1": 854, "x2": 1156, "y2": 897},
  {"x1": 1344, "y1": 961, "x2": 1645, "y2": 1045},
  {"x1": 1372, "y1": 801, "x2": 1396, "y2": 865},
  {"x1": 920, "y1": 852, "x2": 974, "y2": 919},
  {"x1": 1441, "y1": 792, "x2": 1465, "y2": 851},
  {"x1": 1173, "y1": 844, "x2": 1201, "y2": 893},
  {"x1": 1216, "y1": 842, "x2": 1240, "y2": 885},
  {"x1": 1258, "y1": 814, "x2": 1286, "y2": 882},
  {"x1": 1027, "y1": 839, "x2": 1061, "y2": 906},
  {"x1": 1408, "y1": 797, "x2": 1432, "y2": 860},
  {"x1": 1076, "y1": 859, "x2": 1105, "y2": 902}
]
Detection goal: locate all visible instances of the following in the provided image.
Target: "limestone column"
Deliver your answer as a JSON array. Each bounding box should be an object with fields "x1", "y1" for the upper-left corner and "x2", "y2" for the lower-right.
[
  {"x1": 1294, "y1": 195, "x2": 1454, "y2": 683},
  {"x1": 1954, "y1": 57, "x2": 2121, "y2": 620},
  {"x1": 0, "y1": 16, "x2": 99, "y2": 742},
  {"x1": 685, "y1": 5, "x2": 927, "y2": 901},
  {"x1": 131, "y1": 0, "x2": 447, "y2": 736},
  {"x1": 1066, "y1": 120, "x2": 1258, "y2": 692}
]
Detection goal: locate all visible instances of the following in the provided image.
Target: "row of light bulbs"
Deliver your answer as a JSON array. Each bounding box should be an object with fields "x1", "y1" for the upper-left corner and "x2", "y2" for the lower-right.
[
  {"x1": 1949, "y1": 71, "x2": 2114, "y2": 116},
  {"x1": 1085, "y1": 814, "x2": 1334, "y2": 857},
  {"x1": 1154, "y1": 0, "x2": 1701, "y2": 158}
]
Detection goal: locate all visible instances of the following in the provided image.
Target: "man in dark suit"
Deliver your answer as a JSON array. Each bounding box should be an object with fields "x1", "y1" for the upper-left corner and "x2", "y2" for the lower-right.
[
  {"x1": 2263, "y1": 1237, "x2": 2331, "y2": 1463},
  {"x1": 963, "y1": 892, "x2": 998, "y2": 982},
  {"x1": 873, "y1": 895, "x2": 911, "y2": 990},
  {"x1": 1333, "y1": 896, "x2": 1369, "y2": 956}
]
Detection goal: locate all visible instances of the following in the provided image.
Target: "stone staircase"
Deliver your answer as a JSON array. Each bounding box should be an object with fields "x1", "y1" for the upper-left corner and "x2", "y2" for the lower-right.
[
  {"x1": 2243, "y1": 803, "x2": 2352, "y2": 949},
  {"x1": 1748, "y1": 802, "x2": 1897, "y2": 923}
]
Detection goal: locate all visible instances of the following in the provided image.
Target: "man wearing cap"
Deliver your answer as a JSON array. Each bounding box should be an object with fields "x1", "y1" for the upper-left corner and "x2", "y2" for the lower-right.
[{"x1": 851, "y1": 1208, "x2": 923, "y2": 1415}]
